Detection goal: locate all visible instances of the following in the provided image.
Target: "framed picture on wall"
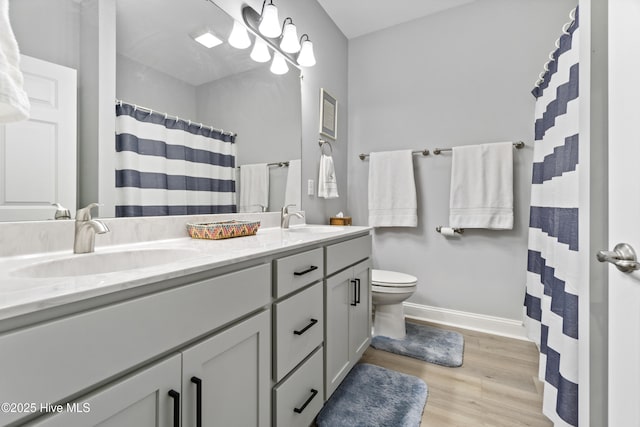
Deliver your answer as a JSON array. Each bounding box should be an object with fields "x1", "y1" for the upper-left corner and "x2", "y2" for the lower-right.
[{"x1": 319, "y1": 88, "x2": 337, "y2": 140}]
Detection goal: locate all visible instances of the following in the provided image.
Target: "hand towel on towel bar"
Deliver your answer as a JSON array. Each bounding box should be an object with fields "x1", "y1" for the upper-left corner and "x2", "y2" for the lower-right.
[
  {"x1": 368, "y1": 150, "x2": 417, "y2": 227},
  {"x1": 284, "y1": 158, "x2": 301, "y2": 209},
  {"x1": 449, "y1": 142, "x2": 513, "y2": 229},
  {"x1": 0, "y1": 0, "x2": 30, "y2": 122},
  {"x1": 239, "y1": 163, "x2": 269, "y2": 212},
  {"x1": 318, "y1": 154, "x2": 339, "y2": 198}
]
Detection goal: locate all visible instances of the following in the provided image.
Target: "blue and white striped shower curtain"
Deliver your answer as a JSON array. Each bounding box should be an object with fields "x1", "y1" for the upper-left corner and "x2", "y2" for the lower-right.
[
  {"x1": 115, "y1": 102, "x2": 237, "y2": 217},
  {"x1": 525, "y1": 7, "x2": 579, "y2": 427}
]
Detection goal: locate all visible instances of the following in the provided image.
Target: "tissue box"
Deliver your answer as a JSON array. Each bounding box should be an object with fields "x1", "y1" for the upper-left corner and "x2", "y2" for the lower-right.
[{"x1": 329, "y1": 216, "x2": 352, "y2": 226}]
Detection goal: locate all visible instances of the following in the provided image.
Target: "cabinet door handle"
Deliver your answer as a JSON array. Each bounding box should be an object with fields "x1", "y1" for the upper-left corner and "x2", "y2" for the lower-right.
[
  {"x1": 168, "y1": 389, "x2": 180, "y2": 427},
  {"x1": 293, "y1": 318, "x2": 318, "y2": 335},
  {"x1": 293, "y1": 389, "x2": 319, "y2": 414},
  {"x1": 293, "y1": 265, "x2": 318, "y2": 276},
  {"x1": 191, "y1": 376, "x2": 202, "y2": 427},
  {"x1": 350, "y1": 279, "x2": 357, "y2": 306},
  {"x1": 355, "y1": 278, "x2": 361, "y2": 304}
]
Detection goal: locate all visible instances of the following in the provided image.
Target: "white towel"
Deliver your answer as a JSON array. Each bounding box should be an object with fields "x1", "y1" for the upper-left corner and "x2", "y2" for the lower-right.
[
  {"x1": 368, "y1": 150, "x2": 417, "y2": 227},
  {"x1": 318, "y1": 154, "x2": 339, "y2": 198},
  {"x1": 0, "y1": 0, "x2": 30, "y2": 123},
  {"x1": 449, "y1": 142, "x2": 513, "y2": 229},
  {"x1": 239, "y1": 163, "x2": 269, "y2": 212},
  {"x1": 284, "y1": 158, "x2": 301, "y2": 209}
]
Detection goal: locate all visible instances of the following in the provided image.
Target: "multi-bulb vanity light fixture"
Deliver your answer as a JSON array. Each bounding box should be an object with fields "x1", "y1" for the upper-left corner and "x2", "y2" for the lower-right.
[{"x1": 227, "y1": 0, "x2": 316, "y2": 75}]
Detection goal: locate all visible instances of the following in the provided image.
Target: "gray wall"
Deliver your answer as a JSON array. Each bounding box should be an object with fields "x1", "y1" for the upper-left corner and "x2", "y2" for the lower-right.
[{"x1": 347, "y1": 0, "x2": 576, "y2": 320}]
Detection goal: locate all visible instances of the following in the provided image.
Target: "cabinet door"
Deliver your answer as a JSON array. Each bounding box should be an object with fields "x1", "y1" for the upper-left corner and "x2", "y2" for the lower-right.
[
  {"x1": 349, "y1": 260, "x2": 372, "y2": 361},
  {"x1": 324, "y1": 268, "x2": 352, "y2": 399},
  {"x1": 181, "y1": 310, "x2": 271, "y2": 427},
  {"x1": 28, "y1": 355, "x2": 181, "y2": 427}
]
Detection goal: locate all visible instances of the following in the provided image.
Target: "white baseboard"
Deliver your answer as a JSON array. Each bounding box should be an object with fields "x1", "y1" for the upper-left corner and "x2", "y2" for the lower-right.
[{"x1": 403, "y1": 302, "x2": 529, "y2": 341}]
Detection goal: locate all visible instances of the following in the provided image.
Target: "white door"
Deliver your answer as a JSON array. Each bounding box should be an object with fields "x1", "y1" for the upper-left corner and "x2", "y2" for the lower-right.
[
  {"x1": 0, "y1": 54, "x2": 76, "y2": 221},
  {"x1": 607, "y1": 1, "x2": 640, "y2": 424}
]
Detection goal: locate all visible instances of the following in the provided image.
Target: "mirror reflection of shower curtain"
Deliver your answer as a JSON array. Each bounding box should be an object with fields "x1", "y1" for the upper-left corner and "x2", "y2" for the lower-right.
[
  {"x1": 524, "y1": 7, "x2": 579, "y2": 427},
  {"x1": 115, "y1": 102, "x2": 237, "y2": 217}
]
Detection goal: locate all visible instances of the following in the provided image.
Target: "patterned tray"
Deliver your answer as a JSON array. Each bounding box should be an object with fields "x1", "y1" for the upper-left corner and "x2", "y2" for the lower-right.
[{"x1": 186, "y1": 220, "x2": 261, "y2": 240}]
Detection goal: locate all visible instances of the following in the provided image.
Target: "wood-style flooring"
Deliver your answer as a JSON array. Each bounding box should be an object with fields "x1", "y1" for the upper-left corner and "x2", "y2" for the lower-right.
[{"x1": 359, "y1": 320, "x2": 552, "y2": 427}]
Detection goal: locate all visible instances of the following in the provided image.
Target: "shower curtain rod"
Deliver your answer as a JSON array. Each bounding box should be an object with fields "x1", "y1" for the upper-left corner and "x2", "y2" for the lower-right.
[
  {"x1": 115, "y1": 99, "x2": 237, "y2": 137},
  {"x1": 433, "y1": 141, "x2": 525, "y2": 155},
  {"x1": 533, "y1": 7, "x2": 577, "y2": 89}
]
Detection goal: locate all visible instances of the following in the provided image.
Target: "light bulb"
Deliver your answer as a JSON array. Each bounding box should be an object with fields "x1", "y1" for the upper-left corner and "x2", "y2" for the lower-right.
[
  {"x1": 280, "y1": 20, "x2": 301, "y2": 53},
  {"x1": 259, "y1": 2, "x2": 281, "y2": 38},
  {"x1": 297, "y1": 38, "x2": 316, "y2": 67},
  {"x1": 250, "y1": 38, "x2": 271, "y2": 63},
  {"x1": 228, "y1": 21, "x2": 251, "y2": 49},
  {"x1": 270, "y1": 52, "x2": 289, "y2": 75}
]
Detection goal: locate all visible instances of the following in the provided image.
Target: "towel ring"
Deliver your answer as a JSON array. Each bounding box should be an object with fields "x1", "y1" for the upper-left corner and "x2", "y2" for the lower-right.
[{"x1": 319, "y1": 139, "x2": 333, "y2": 155}]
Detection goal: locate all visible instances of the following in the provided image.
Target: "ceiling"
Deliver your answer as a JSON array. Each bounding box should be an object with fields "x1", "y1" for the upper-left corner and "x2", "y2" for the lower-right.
[{"x1": 316, "y1": 0, "x2": 476, "y2": 39}]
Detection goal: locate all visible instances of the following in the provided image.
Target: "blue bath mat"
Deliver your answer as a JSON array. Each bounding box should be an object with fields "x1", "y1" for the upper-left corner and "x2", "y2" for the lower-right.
[
  {"x1": 371, "y1": 321, "x2": 464, "y2": 367},
  {"x1": 316, "y1": 363, "x2": 428, "y2": 427}
]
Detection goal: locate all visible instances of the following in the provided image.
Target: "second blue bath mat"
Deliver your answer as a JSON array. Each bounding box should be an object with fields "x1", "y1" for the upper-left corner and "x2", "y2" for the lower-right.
[{"x1": 371, "y1": 321, "x2": 464, "y2": 367}]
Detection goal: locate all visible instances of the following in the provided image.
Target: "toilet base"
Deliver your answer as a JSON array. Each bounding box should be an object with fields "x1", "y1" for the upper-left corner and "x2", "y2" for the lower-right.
[{"x1": 373, "y1": 302, "x2": 406, "y2": 339}]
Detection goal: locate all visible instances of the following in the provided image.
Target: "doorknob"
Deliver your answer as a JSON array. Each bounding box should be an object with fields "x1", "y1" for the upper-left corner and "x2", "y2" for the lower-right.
[{"x1": 597, "y1": 243, "x2": 640, "y2": 273}]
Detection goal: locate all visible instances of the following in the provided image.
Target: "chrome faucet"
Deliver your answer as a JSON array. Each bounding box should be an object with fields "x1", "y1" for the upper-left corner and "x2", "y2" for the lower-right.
[
  {"x1": 74, "y1": 203, "x2": 110, "y2": 254},
  {"x1": 281, "y1": 204, "x2": 304, "y2": 229}
]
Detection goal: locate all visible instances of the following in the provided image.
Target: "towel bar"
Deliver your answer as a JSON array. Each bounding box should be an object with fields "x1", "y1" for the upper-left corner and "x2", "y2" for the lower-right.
[
  {"x1": 432, "y1": 141, "x2": 525, "y2": 155},
  {"x1": 359, "y1": 149, "x2": 429, "y2": 160}
]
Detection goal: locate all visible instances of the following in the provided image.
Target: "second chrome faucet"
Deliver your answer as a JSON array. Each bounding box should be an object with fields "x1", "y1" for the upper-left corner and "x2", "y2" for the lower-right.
[
  {"x1": 281, "y1": 204, "x2": 304, "y2": 229},
  {"x1": 74, "y1": 203, "x2": 110, "y2": 254}
]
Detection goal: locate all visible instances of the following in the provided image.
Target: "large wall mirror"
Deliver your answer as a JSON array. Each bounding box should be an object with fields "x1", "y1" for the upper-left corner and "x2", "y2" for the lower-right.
[{"x1": 2, "y1": 0, "x2": 302, "y2": 221}]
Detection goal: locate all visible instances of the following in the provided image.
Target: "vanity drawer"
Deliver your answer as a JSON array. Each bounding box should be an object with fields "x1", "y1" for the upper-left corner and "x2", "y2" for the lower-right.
[
  {"x1": 274, "y1": 282, "x2": 324, "y2": 382},
  {"x1": 0, "y1": 264, "x2": 271, "y2": 426},
  {"x1": 325, "y1": 234, "x2": 372, "y2": 276},
  {"x1": 273, "y1": 348, "x2": 324, "y2": 427},
  {"x1": 274, "y1": 247, "x2": 323, "y2": 298}
]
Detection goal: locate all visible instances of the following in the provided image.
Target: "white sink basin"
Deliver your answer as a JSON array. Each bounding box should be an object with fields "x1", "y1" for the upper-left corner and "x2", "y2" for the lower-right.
[
  {"x1": 10, "y1": 248, "x2": 201, "y2": 278},
  {"x1": 287, "y1": 225, "x2": 344, "y2": 234}
]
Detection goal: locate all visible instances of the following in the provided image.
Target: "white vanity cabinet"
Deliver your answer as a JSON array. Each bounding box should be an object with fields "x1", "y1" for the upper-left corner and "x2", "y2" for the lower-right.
[
  {"x1": 0, "y1": 264, "x2": 271, "y2": 426},
  {"x1": 29, "y1": 310, "x2": 271, "y2": 427},
  {"x1": 324, "y1": 236, "x2": 373, "y2": 399}
]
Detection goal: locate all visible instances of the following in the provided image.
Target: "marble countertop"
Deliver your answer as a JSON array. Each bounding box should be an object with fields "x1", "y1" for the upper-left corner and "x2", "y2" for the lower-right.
[{"x1": 0, "y1": 225, "x2": 370, "y2": 322}]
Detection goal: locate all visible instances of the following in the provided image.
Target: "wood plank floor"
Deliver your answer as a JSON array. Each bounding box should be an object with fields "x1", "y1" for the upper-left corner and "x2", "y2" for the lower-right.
[{"x1": 359, "y1": 320, "x2": 552, "y2": 427}]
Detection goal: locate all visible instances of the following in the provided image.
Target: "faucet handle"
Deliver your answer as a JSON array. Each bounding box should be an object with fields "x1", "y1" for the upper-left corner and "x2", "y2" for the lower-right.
[
  {"x1": 76, "y1": 203, "x2": 100, "y2": 221},
  {"x1": 51, "y1": 203, "x2": 71, "y2": 220}
]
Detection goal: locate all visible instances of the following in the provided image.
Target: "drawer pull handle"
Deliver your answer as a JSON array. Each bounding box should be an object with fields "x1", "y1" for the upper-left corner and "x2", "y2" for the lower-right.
[
  {"x1": 350, "y1": 279, "x2": 358, "y2": 306},
  {"x1": 294, "y1": 265, "x2": 319, "y2": 276},
  {"x1": 294, "y1": 388, "x2": 319, "y2": 414},
  {"x1": 355, "y1": 278, "x2": 361, "y2": 304},
  {"x1": 294, "y1": 318, "x2": 318, "y2": 335},
  {"x1": 168, "y1": 389, "x2": 180, "y2": 427},
  {"x1": 191, "y1": 376, "x2": 202, "y2": 427}
]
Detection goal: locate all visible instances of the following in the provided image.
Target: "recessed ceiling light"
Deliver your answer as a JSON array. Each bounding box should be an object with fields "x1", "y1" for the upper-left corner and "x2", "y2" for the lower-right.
[{"x1": 193, "y1": 31, "x2": 223, "y2": 48}]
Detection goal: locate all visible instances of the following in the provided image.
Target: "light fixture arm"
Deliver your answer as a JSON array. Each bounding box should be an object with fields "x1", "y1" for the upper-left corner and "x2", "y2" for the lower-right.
[
  {"x1": 260, "y1": 0, "x2": 273, "y2": 15},
  {"x1": 281, "y1": 17, "x2": 294, "y2": 32},
  {"x1": 299, "y1": 33, "x2": 311, "y2": 43}
]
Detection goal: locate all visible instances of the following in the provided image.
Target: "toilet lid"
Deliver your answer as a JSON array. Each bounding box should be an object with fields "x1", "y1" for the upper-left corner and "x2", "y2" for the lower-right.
[{"x1": 371, "y1": 269, "x2": 417, "y2": 287}]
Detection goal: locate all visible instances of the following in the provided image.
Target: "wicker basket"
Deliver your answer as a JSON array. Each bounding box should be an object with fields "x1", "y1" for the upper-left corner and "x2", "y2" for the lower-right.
[{"x1": 186, "y1": 220, "x2": 261, "y2": 240}]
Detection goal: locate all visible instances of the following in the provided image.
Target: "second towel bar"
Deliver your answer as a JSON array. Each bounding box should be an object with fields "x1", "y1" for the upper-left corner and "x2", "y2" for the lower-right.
[{"x1": 433, "y1": 141, "x2": 525, "y2": 155}]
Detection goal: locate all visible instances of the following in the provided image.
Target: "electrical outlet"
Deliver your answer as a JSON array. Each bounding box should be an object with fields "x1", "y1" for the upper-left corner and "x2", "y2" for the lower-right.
[{"x1": 307, "y1": 179, "x2": 315, "y2": 196}]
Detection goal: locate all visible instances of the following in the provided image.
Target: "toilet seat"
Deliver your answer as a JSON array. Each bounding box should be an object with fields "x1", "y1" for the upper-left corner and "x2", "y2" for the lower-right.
[{"x1": 372, "y1": 269, "x2": 417, "y2": 288}]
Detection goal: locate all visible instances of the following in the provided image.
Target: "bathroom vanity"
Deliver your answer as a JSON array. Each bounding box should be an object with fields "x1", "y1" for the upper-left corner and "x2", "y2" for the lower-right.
[{"x1": 0, "y1": 222, "x2": 371, "y2": 426}]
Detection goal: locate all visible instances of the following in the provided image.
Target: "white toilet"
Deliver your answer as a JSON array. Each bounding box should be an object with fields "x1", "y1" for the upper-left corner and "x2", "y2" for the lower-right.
[{"x1": 371, "y1": 269, "x2": 417, "y2": 339}]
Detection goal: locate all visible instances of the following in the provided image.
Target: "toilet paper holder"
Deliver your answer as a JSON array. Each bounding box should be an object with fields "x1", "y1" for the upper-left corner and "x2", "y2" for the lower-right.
[{"x1": 436, "y1": 226, "x2": 464, "y2": 235}]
